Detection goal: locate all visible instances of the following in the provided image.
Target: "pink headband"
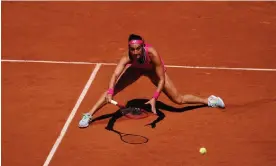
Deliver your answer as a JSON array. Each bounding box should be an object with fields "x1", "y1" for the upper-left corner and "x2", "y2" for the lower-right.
[{"x1": 129, "y1": 40, "x2": 144, "y2": 45}]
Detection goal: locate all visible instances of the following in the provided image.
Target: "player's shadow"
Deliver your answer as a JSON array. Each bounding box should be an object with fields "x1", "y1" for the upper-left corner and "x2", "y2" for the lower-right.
[{"x1": 91, "y1": 98, "x2": 207, "y2": 130}]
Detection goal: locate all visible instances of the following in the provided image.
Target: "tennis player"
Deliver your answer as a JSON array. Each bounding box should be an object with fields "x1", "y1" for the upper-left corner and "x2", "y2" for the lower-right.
[{"x1": 79, "y1": 34, "x2": 225, "y2": 128}]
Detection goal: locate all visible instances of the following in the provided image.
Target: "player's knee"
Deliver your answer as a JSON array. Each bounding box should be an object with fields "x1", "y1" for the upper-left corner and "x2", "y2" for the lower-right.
[
  {"x1": 171, "y1": 94, "x2": 194, "y2": 104},
  {"x1": 171, "y1": 95, "x2": 183, "y2": 105},
  {"x1": 182, "y1": 95, "x2": 195, "y2": 103}
]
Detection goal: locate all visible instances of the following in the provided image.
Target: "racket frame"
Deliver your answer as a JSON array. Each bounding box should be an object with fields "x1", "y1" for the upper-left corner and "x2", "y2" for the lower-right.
[{"x1": 110, "y1": 100, "x2": 148, "y2": 119}]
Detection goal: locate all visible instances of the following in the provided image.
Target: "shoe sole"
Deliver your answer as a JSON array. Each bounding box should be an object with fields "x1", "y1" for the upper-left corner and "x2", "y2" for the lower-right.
[
  {"x1": 79, "y1": 125, "x2": 89, "y2": 128},
  {"x1": 78, "y1": 122, "x2": 89, "y2": 128}
]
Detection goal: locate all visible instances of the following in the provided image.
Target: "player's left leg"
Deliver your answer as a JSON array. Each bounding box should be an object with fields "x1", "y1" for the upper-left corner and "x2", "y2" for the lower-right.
[{"x1": 146, "y1": 71, "x2": 225, "y2": 108}]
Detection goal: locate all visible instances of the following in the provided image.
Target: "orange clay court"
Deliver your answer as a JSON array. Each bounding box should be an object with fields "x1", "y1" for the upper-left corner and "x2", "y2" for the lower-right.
[{"x1": 1, "y1": 1, "x2": 276, "y2": 166}]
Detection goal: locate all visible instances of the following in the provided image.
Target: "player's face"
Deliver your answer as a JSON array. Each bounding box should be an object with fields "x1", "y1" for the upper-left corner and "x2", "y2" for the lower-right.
[{"x1": 129, "y1": 44, "x2": 143, "y2": 57}]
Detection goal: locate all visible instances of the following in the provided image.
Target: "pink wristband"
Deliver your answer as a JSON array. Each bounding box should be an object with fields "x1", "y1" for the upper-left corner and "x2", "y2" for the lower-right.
[
  {"x1": 107, "y1": 88, "x2": 114, "y2": 95},
  {"x1": 153, "y1": 91, "x2": 160, "y2": 99}
]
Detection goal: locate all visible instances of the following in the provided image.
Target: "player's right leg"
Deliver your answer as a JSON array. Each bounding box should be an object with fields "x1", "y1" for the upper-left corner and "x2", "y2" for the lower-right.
[{"x1": 78, "y1": 66, "x2": 142, "y2": 128}]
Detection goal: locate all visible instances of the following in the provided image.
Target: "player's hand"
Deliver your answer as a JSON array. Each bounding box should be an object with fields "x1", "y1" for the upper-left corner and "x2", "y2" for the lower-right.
[
  {"x1": 105, "y1": 94, "x2": 113, "y2": 103},
  {"x1": 145, "y1": 98, "x2": 157, "y2": 114}
]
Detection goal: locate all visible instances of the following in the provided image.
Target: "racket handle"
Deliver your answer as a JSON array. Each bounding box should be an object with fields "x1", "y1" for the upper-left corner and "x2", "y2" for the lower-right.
[
  {"x1": 110, "y1": 100, "x2": 118, "y2": 105},
  {"x1": 110, "y1": 100, "x2": 125, "y2": 108}
]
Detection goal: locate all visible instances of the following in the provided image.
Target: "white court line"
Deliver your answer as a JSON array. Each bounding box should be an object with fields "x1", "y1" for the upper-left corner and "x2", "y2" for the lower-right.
[
  {"x1": 166, "y1": 65, "x2": 276, "y2": 71},
  {"x1": 2, "y1": 59, "x2": 276, "y2": 72},
  {"x1": 42, "y1": 63, "x2": 102, "y2": 166},
  {"x1": 1, "y1": 59, "x2": 117, "y2": 66}
]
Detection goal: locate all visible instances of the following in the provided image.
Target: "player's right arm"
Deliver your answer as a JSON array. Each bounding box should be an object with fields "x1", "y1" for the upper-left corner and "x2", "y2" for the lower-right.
[{"x1": 106, "y1": 53, "x2": 130, "y2": 102}]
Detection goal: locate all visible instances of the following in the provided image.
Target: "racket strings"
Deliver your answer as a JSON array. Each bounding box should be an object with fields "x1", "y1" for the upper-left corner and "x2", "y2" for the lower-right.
[
  {"x1": 131, "y1": 107, "x2": 143, "y2": 115},
  {"x1": 121, "y1": 107, "x2": 142, "y2": 115},
  {"x1": 120, "y1": 106, "x2": 148, "y2": 119}
]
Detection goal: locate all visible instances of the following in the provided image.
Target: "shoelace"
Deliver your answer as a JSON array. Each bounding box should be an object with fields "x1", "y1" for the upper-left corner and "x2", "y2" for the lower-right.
[{"x1": 82, "y1": 114, "x2": 90, "y2": 120}]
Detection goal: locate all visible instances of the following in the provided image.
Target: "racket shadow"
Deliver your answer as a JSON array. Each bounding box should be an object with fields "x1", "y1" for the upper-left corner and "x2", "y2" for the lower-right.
[
  {"x1": 91, "y1": 111, "x2": 149, "y2": 144},
  {"x1": 105, "y1": 127, "x2": 149, "y2": 145}
]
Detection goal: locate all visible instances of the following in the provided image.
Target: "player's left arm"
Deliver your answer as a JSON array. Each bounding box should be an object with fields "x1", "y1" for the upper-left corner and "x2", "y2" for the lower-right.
[{"x1": 148, "y1": 47, "x2": 165, "y2": 96}]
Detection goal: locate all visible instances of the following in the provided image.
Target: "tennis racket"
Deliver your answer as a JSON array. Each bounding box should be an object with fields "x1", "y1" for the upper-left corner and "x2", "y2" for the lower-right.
[{"x1": 110, "y1": 100, "x2": 148, "y2": 119}]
